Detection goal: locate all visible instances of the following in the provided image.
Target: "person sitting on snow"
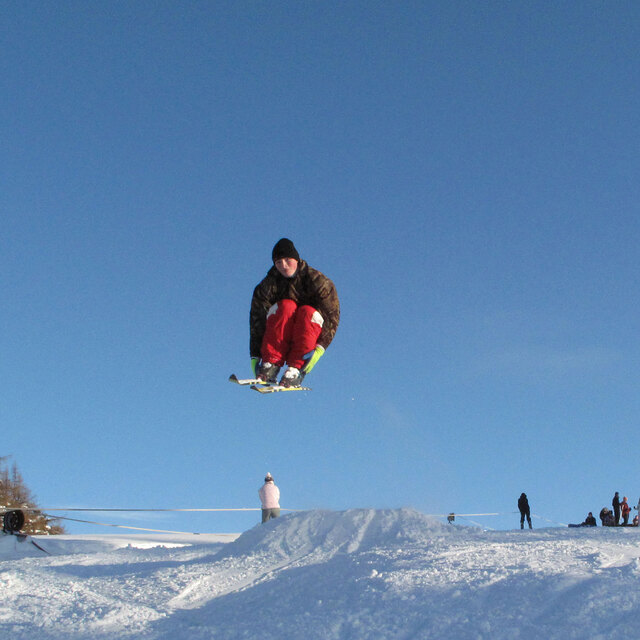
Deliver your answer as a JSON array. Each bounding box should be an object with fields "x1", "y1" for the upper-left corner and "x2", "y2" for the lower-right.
[{"x1": 599, "y1": 508, "x2": 615, "y2": 527}]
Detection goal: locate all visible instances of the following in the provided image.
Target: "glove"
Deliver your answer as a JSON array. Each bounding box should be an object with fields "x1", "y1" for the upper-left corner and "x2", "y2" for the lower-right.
[
  {"x1": 302, "y1": 345, "x2": 325, "y2": 374},
  {"x1": 251, "y1": 357, "x2": 259, "y2": 378}
]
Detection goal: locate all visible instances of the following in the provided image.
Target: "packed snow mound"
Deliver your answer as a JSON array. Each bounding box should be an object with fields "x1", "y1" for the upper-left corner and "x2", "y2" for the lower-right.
[
  {"x1": 222, "y1": 508, "x2": 462, "y2": 561},
  {"x1": 5, "y1": 509, "x2": 640, "y2": 639}
]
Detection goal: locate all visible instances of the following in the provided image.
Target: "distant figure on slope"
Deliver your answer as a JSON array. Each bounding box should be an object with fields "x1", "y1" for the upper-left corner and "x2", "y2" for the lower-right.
[
  {"x1": 612, "y1": 492, "x2": 621, "y2": 526},
  {"x1": 570, "y1": 512, "x2": 597, "y2": 527},
  {"x1": 250, "y1": 238, "x2": 340, "y2": 388},
  {"x1": 258, "y1": 472, "x2": 281, "y2": 524},
  {"x1": 599, "y1": 507, "x2": 615, "y2": 527},
  {"x1": 621, "y1": 496, "x2": 631, "y2": 525},
  {"x1": 518, "y1": 493, "x2": 532, "y2": 530}
]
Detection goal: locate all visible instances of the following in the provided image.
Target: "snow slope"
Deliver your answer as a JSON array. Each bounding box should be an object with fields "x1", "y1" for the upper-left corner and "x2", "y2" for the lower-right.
[{"x1": 2, "y1": 509, "x2": 640, "y2": 639}]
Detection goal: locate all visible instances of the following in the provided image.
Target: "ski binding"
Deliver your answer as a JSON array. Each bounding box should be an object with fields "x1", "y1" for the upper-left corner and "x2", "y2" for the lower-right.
[{"x1": 229, "y1": 374, "x2": 311, "y2": 393}]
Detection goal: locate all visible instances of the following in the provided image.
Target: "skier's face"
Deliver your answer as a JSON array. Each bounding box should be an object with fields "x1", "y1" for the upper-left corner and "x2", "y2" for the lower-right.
[{"x1": 275, "y1": 257, "x2": 298, "y2": 278}]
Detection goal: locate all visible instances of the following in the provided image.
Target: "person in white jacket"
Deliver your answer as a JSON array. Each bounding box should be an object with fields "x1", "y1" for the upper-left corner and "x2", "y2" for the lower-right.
[{"x1": 258, "y1": 472, "x2": 280, "y2": 523}]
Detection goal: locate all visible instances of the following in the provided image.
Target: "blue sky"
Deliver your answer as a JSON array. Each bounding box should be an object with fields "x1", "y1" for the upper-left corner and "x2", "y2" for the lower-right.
[{"x1": 2, "y1": 2, "x2": 638, "y2": 533}]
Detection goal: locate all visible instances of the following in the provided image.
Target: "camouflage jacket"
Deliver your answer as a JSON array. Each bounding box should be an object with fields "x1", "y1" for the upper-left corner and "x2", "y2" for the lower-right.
[{"x1": 250, "y1": 260, "x2": 340, "y2": 357}]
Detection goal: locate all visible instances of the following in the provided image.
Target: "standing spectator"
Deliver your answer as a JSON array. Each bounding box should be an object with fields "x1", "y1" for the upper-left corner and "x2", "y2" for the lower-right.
[
  {"x1": 518, "y1": 493, "x2": 532, "y2": 529},
  {"x1": 621, "y1": 497, "x2": 631, "y2": 525},
  {"x1": 612, "y1": 492, "x2": 621, "y2": 526},
  {"x1": 258, "y1": 472, "x2": 281, "y2": 523}
]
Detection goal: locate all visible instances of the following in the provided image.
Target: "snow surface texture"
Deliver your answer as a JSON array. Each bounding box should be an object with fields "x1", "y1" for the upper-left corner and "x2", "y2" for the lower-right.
[{"x1": 2, "y1": 508, "x2": 640, "y2": 639}]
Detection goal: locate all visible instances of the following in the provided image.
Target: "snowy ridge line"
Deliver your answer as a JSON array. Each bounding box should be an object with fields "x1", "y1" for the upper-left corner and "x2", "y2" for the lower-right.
[
  {"x1": 44, "y1": 513, "x2": 238, "y2": 535},
  {"x1": 37, "y1": 507, "x2": 301, "y2": 535},
  {"x1": 434, "y1": 512, "x2": 568, "y2": 526},
  {"x1": 29, "y1": 507, "x2": 568, "y2": 532},
  {"x1": 431, "y1": 512, "x2": 503, "y2": 517},
  {"x1": 36, "y1": 508, "x2": 508, "y2": 516},
  {"x1": 31, "y1": 507, "x2": 301, "y2": 512},
  {"x1": 36, "y1": 508, "x2": 554, "y2": 521},
  {"x1": 531, "y1": 512, "x2": 568, "y2": 527}
]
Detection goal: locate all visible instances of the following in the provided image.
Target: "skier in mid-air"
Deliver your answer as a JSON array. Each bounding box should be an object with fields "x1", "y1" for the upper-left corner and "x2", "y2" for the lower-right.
[{"x1": 250, "y1": 238, "x2": 340, "y2": 388}]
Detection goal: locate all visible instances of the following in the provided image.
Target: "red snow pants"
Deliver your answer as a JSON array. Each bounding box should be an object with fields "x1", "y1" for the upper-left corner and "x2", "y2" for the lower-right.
[{"x1": 261, "y1": 299, "x2": 323, "y2": 370}]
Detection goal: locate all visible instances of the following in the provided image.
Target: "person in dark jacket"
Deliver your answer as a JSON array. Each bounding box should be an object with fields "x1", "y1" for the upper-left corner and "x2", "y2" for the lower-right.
[
  {"x1": 250, "y1": 238, "x2": 340, "y2": 387},
  {"x1": 612, "y1": 492, "x2": 621, "y2": 526},
  {"x1": 568, "y1": 512, "x2": 597, "y2": 528},
  {"x1": 583, "y1": 512, "x2": 597, "y2": 526},
  {"x1": 518, "y1": 493, "x2": 532, "y2": 529}
]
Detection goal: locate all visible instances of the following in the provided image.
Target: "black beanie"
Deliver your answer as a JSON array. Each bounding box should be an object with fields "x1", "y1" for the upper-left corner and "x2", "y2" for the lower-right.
[{"x1": 272, "y1": 238, "x2": 300, "y2": 263}]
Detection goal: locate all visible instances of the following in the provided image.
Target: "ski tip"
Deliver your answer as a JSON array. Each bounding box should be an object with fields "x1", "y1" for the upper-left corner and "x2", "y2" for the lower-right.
[{"x1": 231, "y1": 375, "x2": 268, "y2": 386}]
